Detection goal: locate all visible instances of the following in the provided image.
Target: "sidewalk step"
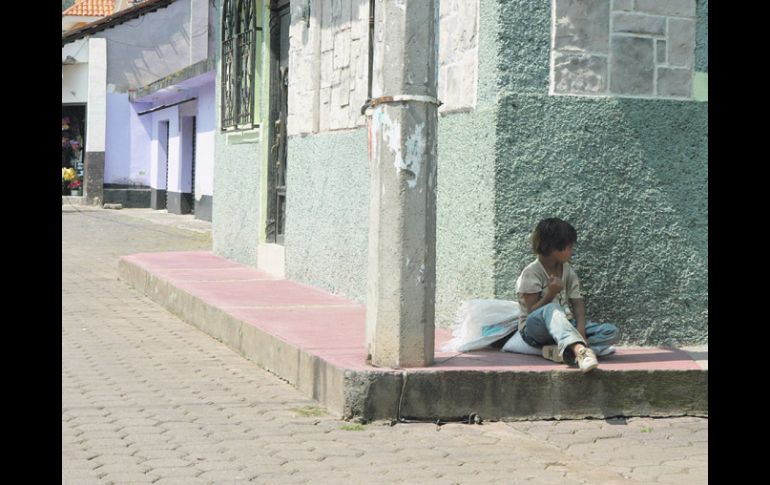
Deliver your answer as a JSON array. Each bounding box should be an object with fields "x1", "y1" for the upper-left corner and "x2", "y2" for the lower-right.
[
  {"x1": 61, "y1": 195, "x2": 86, "y2": 205},
  {"x1": 118, "y1": 251, "x2": 707, "y2": 421}
]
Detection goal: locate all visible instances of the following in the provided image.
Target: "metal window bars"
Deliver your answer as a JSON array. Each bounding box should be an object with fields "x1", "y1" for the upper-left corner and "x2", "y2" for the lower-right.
[{"x1": 221, "y1": 0, "x2": 261, "y2": 131}]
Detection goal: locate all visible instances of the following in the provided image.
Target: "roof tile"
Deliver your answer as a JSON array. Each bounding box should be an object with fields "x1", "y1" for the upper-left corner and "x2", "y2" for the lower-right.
[{"x1": 62, "y1": 0, "x2": 116, "y2": 17}]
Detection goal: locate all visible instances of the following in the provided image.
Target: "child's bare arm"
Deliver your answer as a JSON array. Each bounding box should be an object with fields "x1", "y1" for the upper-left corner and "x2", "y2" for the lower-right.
[
  {"x1": 522, "y1": 275, "x2": 563, "y2": 313},
  {"x1": 522, "y1": 292, "x2": 551, "y2": 314},
  {"x1": 570, "y1": 298, "x2": 586, "y2": 339}
]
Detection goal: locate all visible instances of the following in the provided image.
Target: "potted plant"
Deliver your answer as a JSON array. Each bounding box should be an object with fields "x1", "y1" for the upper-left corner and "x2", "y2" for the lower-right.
[
  {"x1": 68, "y1": 179, "x2": 82, "y2": 197},
  {"x1": 62, "y1": 167, "x2": 78, "y2": 195}
]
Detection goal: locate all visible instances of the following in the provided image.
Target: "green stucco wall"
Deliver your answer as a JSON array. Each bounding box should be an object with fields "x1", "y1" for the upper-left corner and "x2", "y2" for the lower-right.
[
  {"x1": 492, "y1": 0, "x2": 708, "y2": 345},
  {"x1": 285, "y1": 129, "x2": 370, "y2": 300},
  {"x1": 284, "y1": 1, "x2": 503, "y2": 328},
  {"x1": 212, "y1": 137, "x2": 262, "y2": 266},
  {"x1": 496, "y1": 0, "x2": 550, "y2": 96},
  {"x1": 215, "y1": 0, "x2": 707, "y2": 345},
  {"x1": 494, "y1": 95, "x2": 707, "y2": 345},
  {"x1": 285, "y1": 109, "x2": 499, "y2": 329},
  {"x1": 434, "y1": 108, "x2": 497, "y2": 327}
]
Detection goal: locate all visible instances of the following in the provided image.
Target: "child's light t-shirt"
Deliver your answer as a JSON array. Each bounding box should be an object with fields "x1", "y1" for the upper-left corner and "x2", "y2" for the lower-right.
[{"x1": 515, "y1": 259, "x2": 583, "y2": 331}]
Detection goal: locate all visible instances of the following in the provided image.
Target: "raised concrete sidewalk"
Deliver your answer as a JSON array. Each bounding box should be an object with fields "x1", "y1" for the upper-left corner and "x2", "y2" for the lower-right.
[{"x1": 118, "y1": 251, "x2": 707, "y2": 422}]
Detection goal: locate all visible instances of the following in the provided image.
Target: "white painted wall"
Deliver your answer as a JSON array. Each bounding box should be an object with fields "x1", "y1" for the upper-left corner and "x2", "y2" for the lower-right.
[
  {"x1": 144, "y1": 80, "x2": 214, "y2": 196},
  {"x1": 62, "y1": 64, "x2": 89, "y2": 104},
  {"x1": 91, "y1": 0, "x2": 205, "y2": 90},
  {"x1": 171, "y1": 89, "x2": 216, "y2": 197},
  {"x1": 150, "y1": 108, "x2": 180, "y2": 191},
  {"x1": 105, "y1": 93, "x2": 131, "y2": 183},
  {"x1": 190, "y1": 0, "x2": 210, "y2": 65},
  {"x1": 86, "y1": 38, "x2": 107, "y2": 152},
  {"x1": 195, "y1": 85, "x2": 215, "y2": 197},
  {"x1": 62, "y1": 38, "x2": 89, "y2": 63},
  {"x1": 129, "y1": 102, "x2": 153, "y2": 186},
  {"x1": 178, "y1": 107, "x2": 196, "y2": 193}
]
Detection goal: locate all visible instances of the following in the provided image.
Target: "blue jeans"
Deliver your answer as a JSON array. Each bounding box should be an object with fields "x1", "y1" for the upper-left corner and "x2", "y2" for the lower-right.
[{"x1": 520, "y1": 303, "x2": 620, "y2": 364}]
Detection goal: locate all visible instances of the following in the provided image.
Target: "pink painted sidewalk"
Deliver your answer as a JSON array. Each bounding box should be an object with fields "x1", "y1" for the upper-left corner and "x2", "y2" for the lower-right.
[{"x1": 122, "y1": 251, "x2": 702, "y2": 374}]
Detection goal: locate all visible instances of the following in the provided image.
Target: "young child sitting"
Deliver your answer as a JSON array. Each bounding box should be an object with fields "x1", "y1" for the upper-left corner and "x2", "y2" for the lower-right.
[{"x1": 516, "y1": 218, "x2": 620, "y2": 373}]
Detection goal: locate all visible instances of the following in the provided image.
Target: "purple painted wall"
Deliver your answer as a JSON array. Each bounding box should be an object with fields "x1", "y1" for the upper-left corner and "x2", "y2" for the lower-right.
[
  {"x1": 131, "y1": 73, "x2": 215, "y2": 195},
  {"x1": 150, "y1": 108, "x2": 178, "y2": 191},
  {"x1": 143, "y1": 78, "x2": 215, "y2": 195},
  {"x1": 129, "y1": 101, "x2": 152, "y2": 186},
  {"x1": 104, "y1": 93, "x2": 131, "y2": 184},
  {"x1": 105, "y1": 94, "x2": 155, "y2": 186},
  {"x1": 195, "y1": 83, "x2": 215, "y2": 197}
]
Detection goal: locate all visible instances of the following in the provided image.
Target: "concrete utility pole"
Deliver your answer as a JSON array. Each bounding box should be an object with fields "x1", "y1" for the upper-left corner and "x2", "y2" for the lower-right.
[{"x1": 365, "y1": 0, "x2": 439, "y2": 368}]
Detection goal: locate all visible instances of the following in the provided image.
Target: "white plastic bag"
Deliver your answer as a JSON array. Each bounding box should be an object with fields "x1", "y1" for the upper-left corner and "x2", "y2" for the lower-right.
[
  {"x1": 441, "y1": 299, "x2": 520, "y2": 352},
  {"x1": 501, "y1": 330, "x2": 541, "y2": 355}
]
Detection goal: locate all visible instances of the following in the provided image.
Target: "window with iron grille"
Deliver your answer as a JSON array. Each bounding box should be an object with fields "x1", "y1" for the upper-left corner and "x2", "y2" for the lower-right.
[{"x1": 221, "y1": 0, "x2": 262, "y2": 131}]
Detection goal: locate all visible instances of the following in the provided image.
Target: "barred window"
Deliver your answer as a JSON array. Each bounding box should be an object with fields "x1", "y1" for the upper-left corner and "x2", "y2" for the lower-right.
[{"x1": 221, "y1": 0, "x2": 261, "y2": 131}]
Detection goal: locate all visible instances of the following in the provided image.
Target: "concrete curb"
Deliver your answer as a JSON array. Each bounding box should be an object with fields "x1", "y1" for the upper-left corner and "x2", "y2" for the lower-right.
[
  {"x1": 119, "y1": 257, "x2": 707, "y2": 421},
  {"x1": 118, "y1": 257, "x2": 350, "y2": 416},
  {"x1": 397, "y1": 369, "x2": 707, "y2": 421}
]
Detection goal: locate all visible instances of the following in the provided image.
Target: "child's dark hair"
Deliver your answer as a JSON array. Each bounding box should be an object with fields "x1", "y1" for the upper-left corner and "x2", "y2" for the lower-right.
[{"x1": 532, "y1": 218, "x2": 577, "y2": 256}]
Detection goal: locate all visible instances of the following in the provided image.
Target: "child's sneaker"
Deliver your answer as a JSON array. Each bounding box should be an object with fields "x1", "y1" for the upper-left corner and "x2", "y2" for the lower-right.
[
  {"x1": 596, "y1": 345, "x2": 616, "y2": 357},
  {"x1": 576, "y1": 347, "x2": 599, "y2": 373},
  {"x1": 541, "y1": 345, "x2": 563, "y2": 363}
]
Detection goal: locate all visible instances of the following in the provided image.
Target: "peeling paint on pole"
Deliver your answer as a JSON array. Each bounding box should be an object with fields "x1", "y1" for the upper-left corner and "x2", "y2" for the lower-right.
[
  {"x1": 378, "y1": 108, "x2": 426, "y2": 189},
  {"x1": 400, "y1": 122, "x2": 426, "y2": 189}
]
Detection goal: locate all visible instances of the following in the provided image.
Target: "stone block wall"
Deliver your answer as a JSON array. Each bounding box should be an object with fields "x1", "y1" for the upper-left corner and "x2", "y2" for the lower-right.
[
  {"x1": 438, "y1": 0, "x2": 479, "y2": 113},
  {"x1": 287, "y1": 0, "x2": 479, "y2": 136},
  {"x1": 288, "y1": 0, "x2": 372, "y2": 136},
  {"x1": 551, "y1": 0, "x2": 696, "y2": 98}
]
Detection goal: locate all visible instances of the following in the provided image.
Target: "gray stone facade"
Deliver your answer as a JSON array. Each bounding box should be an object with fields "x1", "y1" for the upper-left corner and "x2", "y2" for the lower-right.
[{"x1": 552, "y1": 0, "x2": 696, "y2": 99}]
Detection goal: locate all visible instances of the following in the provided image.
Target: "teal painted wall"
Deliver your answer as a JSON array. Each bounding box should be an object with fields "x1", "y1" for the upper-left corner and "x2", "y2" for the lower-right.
[{"x1": 492, "y1": 0, "x2": 708, "y2": 345}]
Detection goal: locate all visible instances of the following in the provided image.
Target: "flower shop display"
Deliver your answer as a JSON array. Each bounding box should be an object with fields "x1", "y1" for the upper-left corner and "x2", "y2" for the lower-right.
[
  {"x1": 68, "y1": 179, "x2": 82, "y2": 197},
  {"x1": 62, "y1": 114, "x2": 85, "y2": 195},
  {"x1": 62, "y1": 116, "x2": 84, "y2": 171},
  {"x1": 62, "y1": 167, "x2": 78, "y2": 195}
]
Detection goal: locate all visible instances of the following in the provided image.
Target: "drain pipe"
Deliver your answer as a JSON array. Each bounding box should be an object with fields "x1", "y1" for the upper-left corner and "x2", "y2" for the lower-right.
[
  {"x1": 367, "y1": 0, "x2": 374, "y2": 101},
  {"x1": 362, "y1": 0, "x2": 375, "y2": 114}
]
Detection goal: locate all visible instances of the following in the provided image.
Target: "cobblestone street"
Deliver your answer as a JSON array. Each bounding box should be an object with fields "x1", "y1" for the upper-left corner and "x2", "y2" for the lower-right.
[{"x1": 62, "y1": 206, "x2": 707, "y2": 484}]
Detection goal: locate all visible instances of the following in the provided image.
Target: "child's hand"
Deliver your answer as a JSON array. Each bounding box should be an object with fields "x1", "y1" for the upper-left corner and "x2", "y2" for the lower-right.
[{"x1": 546, "y1": 274, "x2": 564, "y2": 297}]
